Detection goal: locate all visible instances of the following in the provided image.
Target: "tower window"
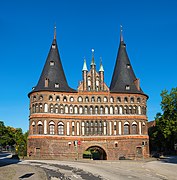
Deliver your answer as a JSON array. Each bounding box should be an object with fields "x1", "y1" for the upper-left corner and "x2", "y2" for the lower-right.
[
  {"x1": 125, "y1": 85, "x2": 130, "y2": 90},
  {"x1": 56, "y1": 96, "x2": 60, "y2": 101},
  {"x1": 55, "y1": 83, "x2": 59, "y2": 88},
  {"x1": 78, "y1": 96, "x2": 83, "y2": 102},
  {"x1": 52, "y1": 44, "x2": 56, "y2": 49},
  {"x1": 126, "y1": 64, "x2": 131, "y2": 69},
  {"x1": 117, "y1": 97, "x2": 121, "y2": 103},
  {"x1": 45, "y1": 78, "x2": 49, "y2": 87},
  {"x1": 50, "y1": 61, "x2": 55, "y2": 66},
  {"x1": 70, "y1": 97, "x2": 74, "y2": 102}
]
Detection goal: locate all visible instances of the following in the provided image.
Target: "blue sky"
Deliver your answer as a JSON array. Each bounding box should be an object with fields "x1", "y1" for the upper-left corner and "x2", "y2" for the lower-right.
[{"x1": 0, "y1": 0, "x2": 177, "y2": 132}]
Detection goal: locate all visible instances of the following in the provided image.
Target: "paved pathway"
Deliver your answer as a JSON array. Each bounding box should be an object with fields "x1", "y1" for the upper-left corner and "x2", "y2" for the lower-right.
[{"x1": 0, "y1": 152, "x2": 177, "y2": 180}]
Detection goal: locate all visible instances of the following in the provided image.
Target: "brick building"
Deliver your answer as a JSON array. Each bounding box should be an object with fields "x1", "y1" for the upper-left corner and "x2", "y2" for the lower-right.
[{"x1": 28, "y1": 28, "x2": 149, "y2": 160}]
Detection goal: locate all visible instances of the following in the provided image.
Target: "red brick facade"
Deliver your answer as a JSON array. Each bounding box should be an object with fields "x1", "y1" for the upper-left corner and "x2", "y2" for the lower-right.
[{"x1": 28, "y1": 31, "x2": 149, "y2": 160}]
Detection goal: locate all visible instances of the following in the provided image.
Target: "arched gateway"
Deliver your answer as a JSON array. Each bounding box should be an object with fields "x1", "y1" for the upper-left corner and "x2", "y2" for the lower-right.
[{"x1": 83, "y1": 146, "x2": 107, "y2": 160}]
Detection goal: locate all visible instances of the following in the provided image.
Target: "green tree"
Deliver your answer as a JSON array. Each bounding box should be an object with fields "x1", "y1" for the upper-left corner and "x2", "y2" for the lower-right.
[
  {"x1": 152, "y1": 88, "x2": 177, "y2": 153},
  {"x1": 0, "y1": 121, "x2": 28, "y2": 156}
]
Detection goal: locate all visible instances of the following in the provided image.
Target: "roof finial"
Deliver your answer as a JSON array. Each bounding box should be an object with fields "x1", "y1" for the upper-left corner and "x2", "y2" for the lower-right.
[
  {"x1": 91, "y1": 48, "x2": 95, "y2": 65},
  {"x1": 99, "y1": 57, "x2": 104, "y2": 72},
  {"x1": 92, "y1": 48, "x2": 94, "y2": 57},
  {"x1": 82, "y1": 57, "x2": 88, "y2": 71},
  {"x1": 120, "y1": 25, "x2": 124, "y2": 42},
  {"x1": 54, "y1": 25, "x2": 56, "y2": 40}
]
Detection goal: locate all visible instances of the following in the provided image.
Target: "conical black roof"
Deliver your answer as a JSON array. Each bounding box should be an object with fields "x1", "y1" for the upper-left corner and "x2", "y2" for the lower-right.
[
  {"x1": 29, "y1": 36, "x2": 76, "y2": 96},
  {"x1": 110, "y1": 35, "x2": 145, "y2": 95}
]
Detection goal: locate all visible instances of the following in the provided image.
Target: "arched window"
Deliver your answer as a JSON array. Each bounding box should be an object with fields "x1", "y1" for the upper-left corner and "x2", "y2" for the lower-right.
[
  {"x1": 99, "y1": 121, "x2": 103, "y2": 135},
  {"x1": 79, "y1": 106, "x2": 83, "y2": 114},
  {"x1": 49, "y1": 121, "x2": 55, "y2": 135},
  {"x1": 115, "y1": 106, "x2": 118, "y2": 114},
  {"x1": 44, "y1": 103, "x2": 48, "y2": 113},
  {"x1": 69, "y1": 105, "x2": 73, "y2": 114},
  {"x1": 84, "y1": 106, "x2": 88, "y2": 114},
  {"x1": 95, "y1": 106, "x2": 98, "y2": 114},
  {"x1": 55, "y1": 104, "x2": 59, "y2": 113},
  {"x1": 39, "y1": 95, "x2": 43, "y2": 101},
  {"x1": 105, "y1": 106, "x2": 109, "y2": 114},
  {"x1": 124, "y1": 97, "x2": 128, "y2": 103},
  {"x1": 78, "y1": 96, "x2": 83, "y2": 102},
  {"x1": 110, "y1": 106, "x2": 114, "y2": 114},
  {"x1": 86, "y1": 121, "x2": 89, "y2": 135},
  {"x1": 138, "y1": 106, "x2": 141, "y2": 115},
  {"x1": 132, "y1": 122, "x2": 138, "y2": 134},
  {"x1": 142, "y1": 122, "x2": 146, "y2": 134},
  {"x1": 76, "y1": 122, "x2": 80, "y2": 135},
  {"x1": 39, "y1": 103, "x2": 43, "y2": 113},
  {"x1": 137, "y1": 97, "x2": 141, "y2": 103},
  {"x1": 33, "y1": 96, "x2": 36, "y2": 101},
  {"x1": 74, "y1": 106, "x2": 78, "y2": 114},
  {"x1": 85, "y1": 97, "x2": 89, "y2": 102},
  {"x1": 104, "y1": 97, "x2": 108, "y2": 102},
  {"x1": 100, "y1": 106, "x2": 104, "y2": 114},
  {"x1": 91, "y1": 96, "x2": 95, "y2": 102},
  {"x1": 90, "y1": 121, "x2": 94, "y2": 135},
  {"x1": 134, "y1": 106, "x2": 138, "y2": 114},
  {"x1": 103, "y1": 121, "x2": 107, "y2": 135},
  {"x1": 49, "y1": 95, "x2": 53, "y2": 101},
  {"x1": 32, "y1": 121, "x2": 35, "y2": 134},
  {"x1": 124, "y1": 122, "x2": 130, "y2": 135},
  {"x1": 56, "y1": 96, "x2": 60, "y2": 101},
  {"x1": 58, "y1": 122, "x2": 64, "y2": 135},
  {"x1": 50, "y1": 104, "x2": 54, "y2": 113},
  {"x1": 32, "y1": 104, "x2": 35, "y2": 113},
  {"x1": 95, "y1": 121, "x2": 98, "y2": 135},
  {"x1": 65, "y1": 105, "x2": 68, "y2": 114},
  {"x1": 35, "y1": 104, "x2": 38, "y2": 113},
  {"x1": 90, "y1": 106, "x2": 93, "y2": 114},
  {"x1": 81, "y1": 121, "x2": 85, "y2": 135},
  {"x1": 119, "y1": 106, "x2": 123, "y2": 115},
  {"x1": 130, "y1": 97, "x2": 134, "y2": 103},
  {"x1": 97, "y1": 97, "x2": 101, "y2": 102},
  {"x1": 114, "y1": 121, "x2": 117, "y2": 135},
  {"x1": 37, "y1": 121, "x2": 43, "y2": 134},
  {"x1": 124, "y1": 106, "x2": 129, "y2": 114},
  {"x1": 60, "y1": 105, "x2": 64, "y2": 114},
  {"x1": 70, "y1": 97, "x2": 74, "y2": 102},
  {"x1": 117, "y1": 97, "x2": 121, "y2": 103},
  {"x1": 63, "y1": 96, "x2": 67, "y2": 102},
  {"x1": 110, "y1": 97, "x2": 114, "y2": 103},
  {"x1": 129, "y1": 106, "x2": 133, "y2": 114}
]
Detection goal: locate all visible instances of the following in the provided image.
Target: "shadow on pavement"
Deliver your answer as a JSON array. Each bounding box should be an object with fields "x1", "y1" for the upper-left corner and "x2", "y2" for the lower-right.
[
  {"x1": 159, "y1": 156, "x2": 177, "y2": 164},
  {"x1": 0, "y1": 152, "x2": 20, "y2": 167},
  {"x1": 19, "y1": 173, "x2": 35, "y2": 179}
]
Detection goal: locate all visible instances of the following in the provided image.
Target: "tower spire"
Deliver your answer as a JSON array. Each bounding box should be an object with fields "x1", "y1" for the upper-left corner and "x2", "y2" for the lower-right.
[
  {"x1": 110, "y1": 29, "x2": 144, "y2": 94},
  {"x1": 54, "y1": 25, "x2": 56, "y2": 40},
  {"x1": 120, "y1": 25, "x2": 124, "y2": 42}
]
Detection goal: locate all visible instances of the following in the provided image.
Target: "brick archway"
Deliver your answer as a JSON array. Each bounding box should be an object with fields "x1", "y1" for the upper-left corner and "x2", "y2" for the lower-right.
[{"x1": 83, "y1": 146, "x2": 107, "y2": 160}]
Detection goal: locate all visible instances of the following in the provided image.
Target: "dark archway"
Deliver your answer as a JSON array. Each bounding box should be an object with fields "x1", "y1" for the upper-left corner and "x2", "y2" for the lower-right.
[{"x1": 83, "y1": 146, "x2": 107, "y2": 160}]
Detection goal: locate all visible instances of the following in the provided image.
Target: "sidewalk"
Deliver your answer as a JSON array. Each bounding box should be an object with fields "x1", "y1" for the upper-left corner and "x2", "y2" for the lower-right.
[{"x1": 0, "y1": 154, "x2": 47, "y2": 180}]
